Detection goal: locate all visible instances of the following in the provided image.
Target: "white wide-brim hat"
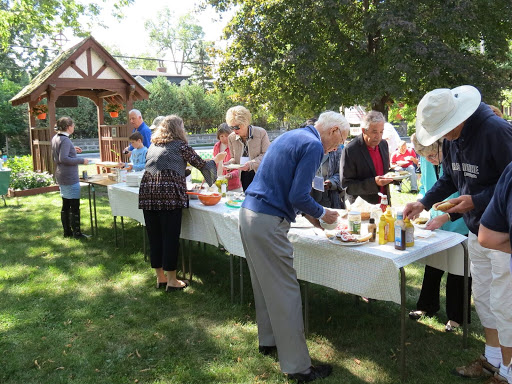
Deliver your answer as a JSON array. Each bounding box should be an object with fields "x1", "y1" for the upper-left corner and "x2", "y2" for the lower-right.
[{"x1": 416, "y1": 85, "x2": 481, "y2": 146}]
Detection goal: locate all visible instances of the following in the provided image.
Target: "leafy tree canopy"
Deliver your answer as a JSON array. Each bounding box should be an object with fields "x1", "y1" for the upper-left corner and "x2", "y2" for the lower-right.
[
  {"x1": 145, "y1": 9, "x2": 205, "y2": 75},
  {"x1": 0, "y1": 0, "x2": 133, "y2": 50},
  {"x1": 206, "y1": 0, "x2": 512, "y2": 118}
]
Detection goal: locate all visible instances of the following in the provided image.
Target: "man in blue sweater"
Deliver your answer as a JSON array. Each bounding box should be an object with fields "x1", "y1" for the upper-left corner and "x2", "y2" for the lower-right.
[
  {"x1": 404, "y1": 86, "x2": 512, "y2": 384},
  {"x1": 240, "y1": 111, "x2": 349, "y2": 382},
  {"x1": 123, "y1": 109, "x2": 151, "y2": 154}
]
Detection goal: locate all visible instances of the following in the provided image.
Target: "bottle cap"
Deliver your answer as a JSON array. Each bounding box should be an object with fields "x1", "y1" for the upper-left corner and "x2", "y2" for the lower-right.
[{"x1": 369, "y1": 218, "x2": 375, "y2": 224}]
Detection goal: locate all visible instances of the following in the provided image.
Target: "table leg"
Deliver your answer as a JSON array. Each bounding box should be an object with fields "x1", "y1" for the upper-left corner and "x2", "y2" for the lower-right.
[
  {"x1": 188, "y1": 239, "x2": 193, "y2": 282},
  {"x1": 400, "y1": 267, "x2": 406, "y2": 381},
  {"x1": 180, "y1": 240, "x2": 186, "y2": 275},
  {"x1": 187, "y1": 240, "x2": 192, "y2": 278},
  {"x1": 92, "y1": 185, "x2": 98, "y2": 235},
  {"x1": 142, "y1": 225, "x2": 147, "y2": 262},
  {"x1": 121, "y1": 216, "x2": 125, "y2": 247},
  {"x1": 88, "y1": 184, "x2": 94, "y2": 236},
  {"x1": 114, "y1": 216, "x2": 118, "y2": 247},
  {"x1": 240, "y1": 257, "x2": 244, "y2": 305},
  {"x1": 304, "y1": 281, "x2": 309, "y2": 337},
  {"x1": 462, "y1": 241, "x2": 469, "y2": 349},
  {"x1": 230, "y1": 254, "x2": 234, "y2": 304}
]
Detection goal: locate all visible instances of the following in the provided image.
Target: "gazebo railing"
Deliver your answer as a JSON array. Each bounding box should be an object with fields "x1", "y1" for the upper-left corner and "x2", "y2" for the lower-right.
[
  {"x1": 31, "y1": 126, "x2": 53, "y2": 173},
  {"x1": 98, "y1": 124, "x2": 132, "y2": 165}
]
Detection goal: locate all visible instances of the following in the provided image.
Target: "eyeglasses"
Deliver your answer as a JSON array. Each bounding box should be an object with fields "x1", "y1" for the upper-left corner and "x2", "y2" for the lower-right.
[
  {"x1": 335, "y1": 127, "x2": 344, "y2": 142},
  {"x1": 230, "y1": 125, "x2": 241, "y2": 131}
]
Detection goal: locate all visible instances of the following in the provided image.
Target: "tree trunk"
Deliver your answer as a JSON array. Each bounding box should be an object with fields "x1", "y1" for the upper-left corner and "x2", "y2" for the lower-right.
[{"x1": 372, "y1": 95, "x2": 393, "y2": 121}]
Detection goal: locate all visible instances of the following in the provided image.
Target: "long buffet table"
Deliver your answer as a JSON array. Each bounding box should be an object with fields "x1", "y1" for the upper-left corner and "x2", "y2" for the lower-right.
[{"x1": 107, "y1": 182, "x2": 469, "y2": 380}]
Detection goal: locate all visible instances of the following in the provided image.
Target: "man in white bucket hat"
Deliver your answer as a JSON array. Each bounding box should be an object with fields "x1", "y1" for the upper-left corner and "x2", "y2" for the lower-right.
[{"x1": 404, "y1": 85, "x2": 512, "y2": 384}]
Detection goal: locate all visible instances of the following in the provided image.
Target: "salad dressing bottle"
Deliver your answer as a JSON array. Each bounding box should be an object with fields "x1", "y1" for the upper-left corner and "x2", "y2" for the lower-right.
[
  {"x1": 405, "y1": 217, "x2": 415, "y2": 247},
  {"x1": 394, "y1": 211, "x2": 406, "y2": 250},
  {"x1": 367, "y1": 218, "x2": 377, "y2": 242}
]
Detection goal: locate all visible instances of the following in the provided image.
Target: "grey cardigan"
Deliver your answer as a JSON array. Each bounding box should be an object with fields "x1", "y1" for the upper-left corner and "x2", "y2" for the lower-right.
[{"x1": 52, "y1": 133, "x2": 84, "y2": 185}]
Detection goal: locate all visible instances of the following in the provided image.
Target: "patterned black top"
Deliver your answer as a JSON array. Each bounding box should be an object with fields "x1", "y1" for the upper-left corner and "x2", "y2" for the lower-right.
[{"x1": 139, "y1": 140, "x2": 217, "y2": 211}]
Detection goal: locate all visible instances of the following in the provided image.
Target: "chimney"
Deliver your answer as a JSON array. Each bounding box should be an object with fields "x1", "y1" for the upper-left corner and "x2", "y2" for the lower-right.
[{"x1": 157, "y1": 67, "x2": 167, "y2": 73}]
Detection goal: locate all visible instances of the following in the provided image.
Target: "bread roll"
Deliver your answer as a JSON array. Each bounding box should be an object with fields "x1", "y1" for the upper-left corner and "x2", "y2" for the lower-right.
[
  {"x1": 433, "y1": 201, "x2": 456, "y2": 212},
  {"x1": 414, "y1": 217, "x2": 428, "y2": 225},
  {"x1": 357, "y1": 233, "x2": 373, "y2": 242}
]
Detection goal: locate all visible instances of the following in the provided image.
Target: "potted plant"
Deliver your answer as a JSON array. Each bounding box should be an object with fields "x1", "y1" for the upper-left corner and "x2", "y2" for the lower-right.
[
  {"x1": 31, "y1": 104, "x2": 48, "y2": 120},
  {"x1": 105, "y1": 103, "x2": 124, "y2": 118}
]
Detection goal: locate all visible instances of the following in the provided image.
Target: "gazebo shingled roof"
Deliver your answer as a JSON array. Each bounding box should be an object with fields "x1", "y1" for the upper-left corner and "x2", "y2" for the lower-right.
[{"x1": 10, "y1": 36, "x2": 150, "y2": 174}]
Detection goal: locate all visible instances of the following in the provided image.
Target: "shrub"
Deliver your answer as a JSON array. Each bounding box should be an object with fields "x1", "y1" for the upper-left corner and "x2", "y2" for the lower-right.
[
  {"x1": 5, "y1": 155, "x2": 55, "y2": 190},
  {"x1": 5, "y1": 155, "x2": 32, "y2": 174},
  {"x1": 9, "y1": 171, "x2": 54, "y2": 190}
]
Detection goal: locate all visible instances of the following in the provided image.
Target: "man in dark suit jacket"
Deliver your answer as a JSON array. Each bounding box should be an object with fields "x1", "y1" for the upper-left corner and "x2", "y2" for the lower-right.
[{"x1": 341, "y1": 111, "x2": 394, "y2": 205}]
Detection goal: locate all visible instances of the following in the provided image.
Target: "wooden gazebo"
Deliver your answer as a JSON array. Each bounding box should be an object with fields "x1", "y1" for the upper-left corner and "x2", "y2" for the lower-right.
[{"x1": 10, "y1": 36, "x2": 149, "y2": 173}]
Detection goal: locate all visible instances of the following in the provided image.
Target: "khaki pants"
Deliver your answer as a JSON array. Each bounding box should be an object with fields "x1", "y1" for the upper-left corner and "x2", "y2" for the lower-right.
[
  {"x1": 239, "y1": 207, "x2": 311, "y2": 374},
  {"x1": 469, "y1": 232, "x2": 512, "y2": 346}
]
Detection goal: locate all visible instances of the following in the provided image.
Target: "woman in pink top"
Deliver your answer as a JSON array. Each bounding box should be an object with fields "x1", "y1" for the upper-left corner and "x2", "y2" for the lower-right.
[{"x1": 213, "y1": 124, "x2": 243, "y2": 192}]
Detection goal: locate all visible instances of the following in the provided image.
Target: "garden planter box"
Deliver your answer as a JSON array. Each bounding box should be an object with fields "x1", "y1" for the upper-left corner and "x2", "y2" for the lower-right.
[{"x1": 8, "y1": 185, "x2": 60, "y2": 197}]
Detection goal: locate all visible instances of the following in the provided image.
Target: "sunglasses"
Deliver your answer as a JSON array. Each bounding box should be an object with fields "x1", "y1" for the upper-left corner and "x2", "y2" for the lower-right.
[{"x1": 230, "y1": 125, "x2": 241, "y2": 131}]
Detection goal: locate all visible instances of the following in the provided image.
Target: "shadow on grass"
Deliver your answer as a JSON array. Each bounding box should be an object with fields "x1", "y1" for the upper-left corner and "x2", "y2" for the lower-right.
[{"x1": 0, "y1": 190, "x2": 484, "y2": 384}]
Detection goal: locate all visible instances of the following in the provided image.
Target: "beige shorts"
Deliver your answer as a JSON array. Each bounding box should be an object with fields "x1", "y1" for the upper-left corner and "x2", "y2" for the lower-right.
[{"x1": 469, "y1": 232, "x2": 512, "y2": 346}]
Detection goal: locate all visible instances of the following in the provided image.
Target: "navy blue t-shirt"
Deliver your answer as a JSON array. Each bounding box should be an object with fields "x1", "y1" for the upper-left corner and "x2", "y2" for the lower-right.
[{"x1": 481, "y1": 161, "x2": 512, "y2": 262}]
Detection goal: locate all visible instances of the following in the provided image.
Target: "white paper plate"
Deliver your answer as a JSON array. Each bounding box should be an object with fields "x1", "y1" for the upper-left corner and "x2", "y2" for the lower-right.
[
  {"x1": 97, "y1": 161, "x2": 119, "y2": 167},
  {"x1": 224, "y1": 164, "x2": 244, "y2": 170},
  {"x1": 329, "y1": 239, "x2": 369, "y2": 246}
]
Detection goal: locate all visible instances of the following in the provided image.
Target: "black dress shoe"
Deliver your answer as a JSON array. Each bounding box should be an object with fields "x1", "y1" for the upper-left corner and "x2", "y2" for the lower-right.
[
  {"x1": 288, "y1": 364, "x2": 333, "y2": 383},
  {"x1": 258, "y1": 345, "x2": 277, "y2": 356},
  {"x1": 408, "y1": 310, "x2": 435, "y2": 320}
]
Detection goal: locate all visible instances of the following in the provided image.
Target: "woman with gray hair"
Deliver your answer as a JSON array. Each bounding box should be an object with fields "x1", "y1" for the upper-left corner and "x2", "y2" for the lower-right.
[
  {"x1": 139, "y1": 115, "x2": 226, "y2": 291},
  {"x1": 225, "y1": 105, "x2": 270, "y2": 191},
  {"x1": 409, "y1": 133, "x2": 471, "y2": 332}
]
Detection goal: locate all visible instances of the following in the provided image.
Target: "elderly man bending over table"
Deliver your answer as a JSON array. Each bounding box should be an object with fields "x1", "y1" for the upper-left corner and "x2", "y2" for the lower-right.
[{"x1": 239, "y1": 111, "x2": 349, "y2": 383}]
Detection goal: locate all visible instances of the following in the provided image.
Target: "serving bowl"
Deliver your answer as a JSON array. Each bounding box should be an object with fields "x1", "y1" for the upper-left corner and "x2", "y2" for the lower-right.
[{"x1": 198, "y1": 193, "x2": 222, "y2": 206}]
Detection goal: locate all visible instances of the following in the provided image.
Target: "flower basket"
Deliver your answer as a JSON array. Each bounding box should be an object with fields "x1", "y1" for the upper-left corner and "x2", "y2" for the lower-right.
[
  {"x1": 105, "y1": 103, "x2": 124, "y2": 118},
  {"x1": 8, "y1": 185, "x2": 59, "y2": 197},
  {"x1": 31, "y1": 104, "x2": 48, "y2": 118}
]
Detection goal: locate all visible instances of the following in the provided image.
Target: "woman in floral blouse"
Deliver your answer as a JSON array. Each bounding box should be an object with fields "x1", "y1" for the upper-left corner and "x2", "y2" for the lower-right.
[{"x1": 139, "y1": 115, "x2": 226, "y2": 291}]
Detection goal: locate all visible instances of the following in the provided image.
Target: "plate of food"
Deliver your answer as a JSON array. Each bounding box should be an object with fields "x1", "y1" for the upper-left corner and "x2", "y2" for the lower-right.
[
  {"x1": 329, "y1": 238, "x2": 369, "y2": 246},
  {"x1": 225, "y1": 199, "x2": 243, "y2": 208},
  {"x1": 383, "y1": 171, "x2": 409, "y2": 181},
  {"x1": 329, "y1": 231, "x2": 372, "y2": 246},
  {"x1": 412, "y1": 217, "x2": 429, "y2": 229},
  {"x1": 224, "y1": 164, "x2": 244, "y2": 170},
  {"x1": 396, "y1": 160, "x2": 410, "y2": 167}
]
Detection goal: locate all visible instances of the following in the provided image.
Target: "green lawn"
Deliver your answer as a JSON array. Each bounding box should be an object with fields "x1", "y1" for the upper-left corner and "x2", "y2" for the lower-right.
[{"x1": 0, "y1": 182, "x2": 484, "y2": 384}]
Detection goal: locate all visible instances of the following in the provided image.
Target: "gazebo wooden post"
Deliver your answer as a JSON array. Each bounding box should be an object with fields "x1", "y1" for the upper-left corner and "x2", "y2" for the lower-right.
[
  {"x1": 27, "y1": 102, "x2": 37, "y2": 171},
  {"x1": 47, "y1": 86, "x2": 57, "y2": 175},
  {"x1": 97, "y1": 98, "x2": 105, "y2": 169}
]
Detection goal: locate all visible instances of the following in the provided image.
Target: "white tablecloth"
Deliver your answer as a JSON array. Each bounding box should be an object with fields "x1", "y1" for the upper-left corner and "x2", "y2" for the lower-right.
[{"x1": 108, "y1": 183, "x2": 466, "y2": 304}]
